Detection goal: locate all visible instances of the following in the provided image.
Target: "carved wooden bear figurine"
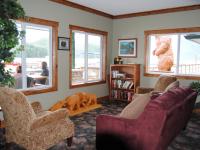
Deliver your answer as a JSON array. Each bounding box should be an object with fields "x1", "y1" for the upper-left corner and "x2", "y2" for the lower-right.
[
  {"x1": 153, "y1": 36, "x2": 174, "y2": 71},
  {"x1": 76, "y1": 92, "x2": 88, "y2": 107},
  {"x1": 86, "y1": 93, "x2": 97, "y2": 105},
  {"x1": 49, "y1": 92, "x2": 98, "y2": 114},
  {"x1": 49, "y1": 99, "x2": 67, "y2": 111},
  {"x1": 65, "y1": 94, "x2": 80, "y2": 112}
]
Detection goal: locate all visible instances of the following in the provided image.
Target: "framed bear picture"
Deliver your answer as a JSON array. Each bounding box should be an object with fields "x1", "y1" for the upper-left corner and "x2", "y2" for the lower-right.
[{"x1": 58, "y1": 37, "x2": 70, "y2": 50}]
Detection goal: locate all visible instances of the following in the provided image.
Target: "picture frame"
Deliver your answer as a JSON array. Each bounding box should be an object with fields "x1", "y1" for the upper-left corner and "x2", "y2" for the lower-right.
[
  {"x1": 58, "y1": 37, "x2": 70, "y2": 50},
  {"x1": 118, "y1": 38, "x2": 137, "y2": 57}
]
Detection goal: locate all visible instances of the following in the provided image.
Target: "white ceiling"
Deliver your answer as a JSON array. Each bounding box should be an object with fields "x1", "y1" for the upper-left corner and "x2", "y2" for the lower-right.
[{"x1": 69, "y1": 0, "x2": 200, "y2": 15}]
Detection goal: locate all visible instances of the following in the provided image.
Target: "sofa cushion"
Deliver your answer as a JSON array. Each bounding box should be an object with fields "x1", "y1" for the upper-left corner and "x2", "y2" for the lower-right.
[
  {"x1": 164, "y1": 80, "x2": 179, "y2": 92},
  {"x1": 149, "y1": 81, "x2": 179, "y2": 101},
  {"x1": 147, "y1": 87, "x2": 193, "y2": 111},
  {"x1": 119, "y1": 93, "x2": 151, "y2": 119},
  {"x1": 154, "y1": 75, "x2": 177, "y2": 92}
]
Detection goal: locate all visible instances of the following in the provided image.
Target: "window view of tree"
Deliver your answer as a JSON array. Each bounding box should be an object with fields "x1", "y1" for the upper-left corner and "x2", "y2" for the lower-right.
[{"x1": 5, "y1": 22, "x2": 52, "y2": 90}]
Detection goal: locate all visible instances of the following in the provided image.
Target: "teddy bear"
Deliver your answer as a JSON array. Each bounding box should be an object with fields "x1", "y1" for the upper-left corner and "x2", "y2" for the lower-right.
[{"x1": 153, "y1": 36, "x2": 174, "y2": 71}]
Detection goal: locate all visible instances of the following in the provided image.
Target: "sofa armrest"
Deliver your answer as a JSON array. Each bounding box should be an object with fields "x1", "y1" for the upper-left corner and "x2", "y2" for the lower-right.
[
  {"x1": 96, "y1": 114, "x2": 136, "y2": 134},
  {"x1": 30, "y1": 108, "x2": 68, "y2": 130},
  {"x1": 136, "y1": 87, "x2": 154, "y2": 94},
  {"x1": 31, "y1": 101, "x2": 43, "y2": 114}
]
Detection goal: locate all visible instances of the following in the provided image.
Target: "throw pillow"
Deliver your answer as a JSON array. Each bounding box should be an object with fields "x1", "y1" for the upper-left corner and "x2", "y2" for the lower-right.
[
  {"x1": 154, "y1": 75, "x2": 177, "y2": 91},
  {"x1": 164, "y1": 80, "x2": 179, "y2": 92},
  {"x1": 119, "y1": 93, "x2": 151, "y2": 119}
]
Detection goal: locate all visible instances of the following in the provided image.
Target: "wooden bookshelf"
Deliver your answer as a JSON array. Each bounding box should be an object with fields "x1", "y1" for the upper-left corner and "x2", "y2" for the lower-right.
[{"x1": 109, "y1": 64, "x2": 140, "y2": 102}]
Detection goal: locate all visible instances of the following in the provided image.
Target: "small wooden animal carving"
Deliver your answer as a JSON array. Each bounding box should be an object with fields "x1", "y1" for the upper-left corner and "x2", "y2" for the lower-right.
[
  {"x1": 65, "y1": 95, "x2": 80, "y2": 111},
  {"x1": 49, "y1": 99, "x2": 67, "y2": 111},
  {"x1": 86, "y1": 94, "x2": 97, "y2": 105},
  {"x1": 76, "y1": 92, "x2": 88, "y2": 107},
  {"x1": 49, "y1": 92, "x2": 99, "y2": 116}
]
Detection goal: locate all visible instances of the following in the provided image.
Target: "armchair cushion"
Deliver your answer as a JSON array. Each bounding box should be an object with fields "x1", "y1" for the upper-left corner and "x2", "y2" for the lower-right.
[
  {"x1": 119, "y1": 93, "x2": 151, "y2": 119},
  {"x1": 30, "y1": 108, "x2": 68, "y2": 130}
]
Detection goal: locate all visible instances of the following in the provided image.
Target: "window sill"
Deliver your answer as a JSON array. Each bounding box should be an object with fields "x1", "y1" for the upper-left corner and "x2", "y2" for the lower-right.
[
  {"x1": 22, "y1": 86, "x2": 57, "y2": 95},
  {"x1": 144, "y1": 72, "x2": 200, "y2": 80},
  {"x1": 70, "y1": 80, "x2": 106, "y2": 89}
]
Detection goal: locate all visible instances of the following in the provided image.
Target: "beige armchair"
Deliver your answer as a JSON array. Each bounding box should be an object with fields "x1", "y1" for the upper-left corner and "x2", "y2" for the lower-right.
[
  {"x1": 136, "y1": 75, "x2": 177, "y2": 94},
  {"x1": 0, "y1": 87, "x2": 74, "y2": 150}
]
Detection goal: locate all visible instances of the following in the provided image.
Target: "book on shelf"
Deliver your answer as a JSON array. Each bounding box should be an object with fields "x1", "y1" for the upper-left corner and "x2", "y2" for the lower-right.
[
  {"x1": 112, "y1": 70, "x2": 126, "y2": 78},
  {"x1": 112, "y1": 80, "x2": 121, "y2": 88},
  {"x1": 118, "y1": 80, "x2": 122, "y2": 88},
  {"x1": 127, "y1": 92, "x2": 132, "y2": 102},
  {"x1": 111, "y1": 90, "x2": 134, "y2": 101},
  {"x1": 122, "y1": 81, "x2": 132, "y2": 89},
  {"x1": 112, "y1": 80, "x2": 134, "y2": 90},
  {"x1": 128, "y1": 82, "x2": 134, "y2": 89},
  {"x1": 112, "y1": 70, "x2": 119, "y2": 78},
  {"x1": 122, "y1": 81, "x2": 127, "y2": 89},
  {"x1": 111, "y1": 90, "x2": 118, "y2": 99}
]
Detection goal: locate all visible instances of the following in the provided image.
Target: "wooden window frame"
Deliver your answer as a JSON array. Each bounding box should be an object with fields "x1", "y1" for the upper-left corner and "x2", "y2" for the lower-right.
[
  {"x1": 144, "y1": 27, "x2": 200, "y2": 80},
  {"x1": 69, "y1": 25, "x2": 107, "y2": 88},
  {"x1": 17, "y1": 17, "x2": 58, "y2": 95}
]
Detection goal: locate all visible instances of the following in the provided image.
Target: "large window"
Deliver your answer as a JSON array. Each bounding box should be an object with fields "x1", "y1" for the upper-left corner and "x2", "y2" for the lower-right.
[
  {"x1": 145, "y1": 27, "x2": 200, "y2": 79},
  {"x1": 69, "y1": 25, "x2": 107, "y2": 88},
  {"x1": 5, "y1": 17, "x2": 58, "y2": 95}
]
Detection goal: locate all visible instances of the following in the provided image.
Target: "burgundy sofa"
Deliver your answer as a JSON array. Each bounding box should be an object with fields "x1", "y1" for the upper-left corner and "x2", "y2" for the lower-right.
[{"x1": 96, "y1": 87, "x2": 197, "y2": 150}]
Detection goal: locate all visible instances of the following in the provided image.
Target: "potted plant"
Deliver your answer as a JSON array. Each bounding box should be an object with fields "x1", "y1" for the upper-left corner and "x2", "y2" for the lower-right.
[
  {"x1": 190, "y1": 81, "x2": 200, "y2": 113},
  {"x1": 190, "y1": 81, "x2": 200, "y2": 95},
  {"x1": 0, "y1": 0, "x2": 25, "y2": 87}
]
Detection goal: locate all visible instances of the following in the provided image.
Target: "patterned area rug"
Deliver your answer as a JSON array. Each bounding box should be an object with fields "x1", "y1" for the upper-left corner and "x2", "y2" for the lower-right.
[{"x1": 0, "y1": 100, "x2": 200, "y2": 150}]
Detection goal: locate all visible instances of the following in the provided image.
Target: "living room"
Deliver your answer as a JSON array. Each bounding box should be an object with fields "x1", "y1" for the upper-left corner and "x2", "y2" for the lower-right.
[{"x1": 0, "y1": 0, "x2": 200, "y2": 149}]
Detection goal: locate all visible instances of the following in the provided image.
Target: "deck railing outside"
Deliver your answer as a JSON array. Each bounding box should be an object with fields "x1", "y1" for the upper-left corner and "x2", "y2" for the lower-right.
[
  {"x1": 72, "y1": 67, "x2": 100, "y2": 83},
  {"x1": 149, "y1": 64, "x2": 200, "y2": 75}
]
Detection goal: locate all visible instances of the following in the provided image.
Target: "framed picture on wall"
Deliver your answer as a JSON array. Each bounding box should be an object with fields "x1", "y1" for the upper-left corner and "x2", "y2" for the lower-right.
[
  {"x1": 118, "y1": 38, "x2": 137, "y2": 57},
  {"x1": 58, "y1": 37, "x2": 70, "y2": 50}
]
